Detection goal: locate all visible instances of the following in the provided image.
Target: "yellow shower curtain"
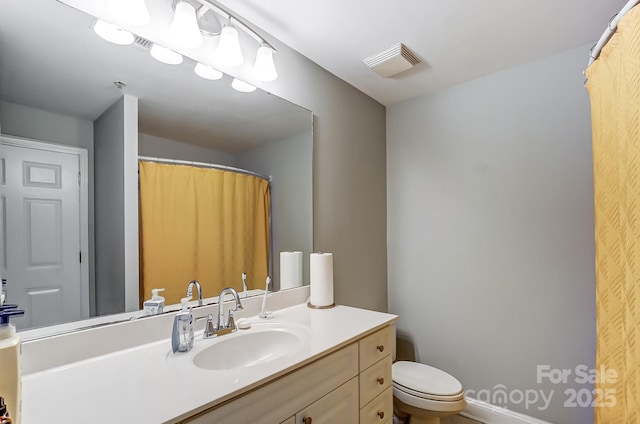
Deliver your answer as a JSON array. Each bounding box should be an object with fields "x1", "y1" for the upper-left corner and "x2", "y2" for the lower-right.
[
  {"x1": 586, "y1": 6, "x2": 640, "y2": 424},
  {"x1": 139, "y1": 161, "x2": 271, "y2": 306}
]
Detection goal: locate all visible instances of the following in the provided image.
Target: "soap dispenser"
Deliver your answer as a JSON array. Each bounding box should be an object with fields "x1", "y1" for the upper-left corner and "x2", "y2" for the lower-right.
[
  {"x1": 0, "y1": 307, "x2": 25, "y2": 424},
  {"x1": 171, "y1": 297, "x2": 194, "y2": 353},
  {"x1": 143, "y1": 288, "x2": 165, "y2": 315},
  {"x1": 1, "y1": 279, "x2": 6, "y2": 306}
]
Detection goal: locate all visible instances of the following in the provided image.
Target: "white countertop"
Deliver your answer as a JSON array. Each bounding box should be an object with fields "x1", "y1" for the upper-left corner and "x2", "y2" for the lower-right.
[{"x1": 22, "y1": 303, "x2": 397, "y2": 423}]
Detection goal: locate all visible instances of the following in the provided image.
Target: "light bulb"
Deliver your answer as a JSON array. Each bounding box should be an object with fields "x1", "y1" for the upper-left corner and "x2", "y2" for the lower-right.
[
  {"x1": 194, "y1": 63, "x2": 223, "y2": 80},
  {"x1": 93, "y1": 19, "x2": 134, "y2": 45},
  {"x1": 107, "y1": 0, "x2": 150, "y2": 26},
  {"x1": 231, "y1": 78, "x2": 256, "y2": 93},
  {"x1": 252, "y1": 44, "x2": 278, "y2": 82},
  {"x1": 170, "y1": 2, "x2": 203, "y2": 49},
  {"x1": 216, "y1": 25, "x2": 244, "y2": 67},
  {"x1": 150, "y1": 44, "x2": 183, "y2": 65}
]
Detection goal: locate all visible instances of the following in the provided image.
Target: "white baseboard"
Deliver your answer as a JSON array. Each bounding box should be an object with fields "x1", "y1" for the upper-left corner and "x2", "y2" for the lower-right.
[{"x1": 461, "y1": 397, "x2": 555, "y2": 424}]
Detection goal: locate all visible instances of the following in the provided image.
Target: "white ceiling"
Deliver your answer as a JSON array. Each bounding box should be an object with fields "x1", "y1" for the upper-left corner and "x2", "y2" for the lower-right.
[
  {"x1": 216, "y1": 0, "x2": 627, "y2": 105},
  {"x1": 2, "y1": 0, "x2": 627, "y2": 134}
]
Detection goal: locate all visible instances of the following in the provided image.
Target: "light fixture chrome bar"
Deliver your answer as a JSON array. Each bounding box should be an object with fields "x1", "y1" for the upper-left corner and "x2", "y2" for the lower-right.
[
  {"x1": 138, "y1": 156, "x2": 271, "y2": 181},
  {"x1": 194, "y1": 0, "x2": 277, "y2": 52}
]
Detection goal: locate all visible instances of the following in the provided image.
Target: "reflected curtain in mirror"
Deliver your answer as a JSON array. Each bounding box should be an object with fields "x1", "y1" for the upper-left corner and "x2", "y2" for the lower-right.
[
  {"x1": 139, "y1": 161, "x2": 270, "y2": 306},
  {"x1": 586, "y1": 6, "x2": 640, "y2": 423}
]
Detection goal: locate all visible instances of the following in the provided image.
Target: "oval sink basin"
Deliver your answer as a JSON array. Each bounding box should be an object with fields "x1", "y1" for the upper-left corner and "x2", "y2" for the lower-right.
[{"x1": 193, "y1": 324, "x2": 307, "y2": 371}]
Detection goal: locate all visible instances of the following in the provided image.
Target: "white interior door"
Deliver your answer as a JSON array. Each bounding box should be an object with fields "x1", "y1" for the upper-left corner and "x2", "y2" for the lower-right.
[{"x1": 1, "y1": 136, "x2": 88, "y2": 330}]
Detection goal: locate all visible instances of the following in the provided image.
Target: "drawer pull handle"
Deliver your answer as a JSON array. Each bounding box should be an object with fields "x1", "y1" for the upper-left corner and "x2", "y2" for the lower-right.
[
  {"x1": 377, "y1": 411, "x2": 385, "y2": 419},
  {"x1": 303, "y1": 417, "x2": 312, "y2": 424},
  {"x1": 377, "y1": 377, "x2": 385, "y2": 385},
  {"x1": 377, "y1": 345, "x2": 384, "y2": 352}
]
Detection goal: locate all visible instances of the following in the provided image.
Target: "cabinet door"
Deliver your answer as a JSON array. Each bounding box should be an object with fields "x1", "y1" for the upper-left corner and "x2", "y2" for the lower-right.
[
  {"x1": 359, "y1": 326, "x2": 394, "y2": 371},
  {"x1": 296, "y1": 377, "x2": 359, "y2": 424},
  {"x1": 281, "y1": 418, "x2": 295, "y2": 424},
  {"x1": 360, "y1": 387, "x2": 392, "y2": 424},
  {"x1": 360, "y1": 356, "x2": 392, "y2": 406}
]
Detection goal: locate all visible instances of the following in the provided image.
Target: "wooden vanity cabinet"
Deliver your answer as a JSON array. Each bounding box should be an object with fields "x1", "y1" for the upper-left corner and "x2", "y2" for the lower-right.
[{"x1": 181, "y1": 325, "x2": 394, "y2": 424}]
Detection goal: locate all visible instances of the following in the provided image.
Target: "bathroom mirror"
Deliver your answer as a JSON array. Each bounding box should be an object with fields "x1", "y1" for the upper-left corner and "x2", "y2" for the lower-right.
[{"x1": 0, "y1": 0, "x2": 313, "y2": 336}]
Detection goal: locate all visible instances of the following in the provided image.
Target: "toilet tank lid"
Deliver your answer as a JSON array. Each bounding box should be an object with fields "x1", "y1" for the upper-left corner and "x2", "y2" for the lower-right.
[{"x1": 393, "y1": 361, "x2": 463, "y2": 396}]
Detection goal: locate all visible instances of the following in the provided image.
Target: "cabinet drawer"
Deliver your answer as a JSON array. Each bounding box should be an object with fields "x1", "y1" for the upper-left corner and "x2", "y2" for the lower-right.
[
  {"x1": 359, "y1": 326, "x2": 394, "y2": 371},
  {"x1": 296, "y1": 377, "x2": 359, "y2": 424},
  {"x1": 360, "y1": 387, "x2": 392, "y2": 424},
  {"x1": 359, "y1": 355, "x2": 392, "y2": 406},
  {"x1": 184, "y1": 343, "x2": 358, "y2": 424}
]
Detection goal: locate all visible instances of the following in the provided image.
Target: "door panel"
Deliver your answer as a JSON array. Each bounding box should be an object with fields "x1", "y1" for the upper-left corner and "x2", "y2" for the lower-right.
[
  {"x1": 28, "y1": 287, "x2": 63, "y2": 327},
  {"x1": 1, "y1": 140, "x2": 86, "y2": 329},
  {"x1": 26, "y1": 198, "x2": 62, "y2": 266}
]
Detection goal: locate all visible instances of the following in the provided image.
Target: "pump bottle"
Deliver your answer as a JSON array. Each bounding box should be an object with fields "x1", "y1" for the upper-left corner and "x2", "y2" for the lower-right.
[
  {"x1": 0, "y1": 307, "x2": 25, "y2": 424},
  {"x1": 171, "y1": 297, "x2": 194, "y2": 353},
  {"x1": 143, "y1": 288, "x2": 165, "y2": 315}
]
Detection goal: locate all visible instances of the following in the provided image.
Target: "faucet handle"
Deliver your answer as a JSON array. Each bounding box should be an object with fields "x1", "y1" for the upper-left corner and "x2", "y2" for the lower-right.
[
  {"x1": 226, "y1": 309, "x2": 237, "y2": 330},
  {"x1": 203, "y1": 314, "x2": 216, "y2": 338}
]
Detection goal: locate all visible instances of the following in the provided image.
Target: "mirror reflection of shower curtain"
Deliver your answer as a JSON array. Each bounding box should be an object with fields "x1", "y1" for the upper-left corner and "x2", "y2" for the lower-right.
[
  {"x1": 586, "y1": 5, "x2": 640, "y2": 423},
  {"x1": 138, "y1": 161, "x2": 271, "y2": 306}
]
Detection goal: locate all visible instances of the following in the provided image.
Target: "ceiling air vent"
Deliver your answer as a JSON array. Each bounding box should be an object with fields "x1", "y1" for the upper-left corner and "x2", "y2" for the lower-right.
[
  {"x1": 133, "y1": 36, "x2": 153, "y2": 51},
  {"x1": 363, "y1": 43, "x2": 421, "y2": 78}
]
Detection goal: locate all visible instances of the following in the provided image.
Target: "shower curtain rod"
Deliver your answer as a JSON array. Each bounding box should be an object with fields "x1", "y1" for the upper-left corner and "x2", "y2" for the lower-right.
[
  {"x1": 138, "y1": 156, "x2": 271, "y2": 182},
  {"x1": 587, "y1": 0, "x2": 640, "y2": 67}
]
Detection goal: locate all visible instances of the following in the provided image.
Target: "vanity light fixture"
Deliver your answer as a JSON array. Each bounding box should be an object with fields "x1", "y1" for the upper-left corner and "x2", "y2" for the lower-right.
[
  {"x1": 96, "y1": 0, "x2": 279, "y2": 84},
  {"x1": 231, "y1": 78, "x2": 256, "y2": 93},
  {"x1": 194, "y1": 62, "x2": 223, "y2": 80},
  {"x1": 252, "y1": 43, "x2": 278, "y2": 82},
  {"x1": 169, "y1": 1, "x2": 203, "y2": 49},
  {"x1": 106, "y1": 0, "x2": 150, "y2": 26},
  {"x1": 93, "y1": 19, "x2": 134, "y2": 45},
  {"x1": 216, "y1": 25, "x2": 244, "y2": 67},
  {"x1": 150, "y1": 43, "x2": 183, "y2": 65}
]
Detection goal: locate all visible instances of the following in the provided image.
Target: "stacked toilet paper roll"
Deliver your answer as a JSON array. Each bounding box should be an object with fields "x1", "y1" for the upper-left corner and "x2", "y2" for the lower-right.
[
  {"x1": 280, "y1": 251, "x2": 303, "y2": 290},
  {"x1": 309, "y1": 252, "x2": 334, "y2": 308}
]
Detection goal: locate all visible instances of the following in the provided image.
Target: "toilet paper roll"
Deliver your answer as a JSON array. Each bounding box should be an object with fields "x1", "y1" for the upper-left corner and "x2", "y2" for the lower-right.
[
  {"x1": 309, "y1": 252, "x2": 334, "y2": 308},
  {"x1": 280, "y1": 251, "x2": 303, "y2": 290}
]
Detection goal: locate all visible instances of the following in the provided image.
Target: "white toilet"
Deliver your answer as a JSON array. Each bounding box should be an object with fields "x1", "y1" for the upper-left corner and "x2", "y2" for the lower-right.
[{"x1": 392, "y1": 361, "x2": 466, "y2": 424}]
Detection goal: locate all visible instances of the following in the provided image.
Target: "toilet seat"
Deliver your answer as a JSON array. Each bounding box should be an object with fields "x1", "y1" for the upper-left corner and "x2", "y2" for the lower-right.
[
  {"x1": 393, "y1": 361, "x2": 464, "y2": 397},
  {"x1": 392, "y1": 361, "x2": 466, "y2": 412},
  {"x1": 393, "y1": 381, "x2": 464, "y2": 402}
]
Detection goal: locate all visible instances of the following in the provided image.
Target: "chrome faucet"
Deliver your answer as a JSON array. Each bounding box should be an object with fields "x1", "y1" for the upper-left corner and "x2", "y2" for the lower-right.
[
  {"x1": 204, "y1": 287, "x2": 243, "y2": 338},
  {"x1": 186, "y1": 280, "x2": 203, "y2": 306}
]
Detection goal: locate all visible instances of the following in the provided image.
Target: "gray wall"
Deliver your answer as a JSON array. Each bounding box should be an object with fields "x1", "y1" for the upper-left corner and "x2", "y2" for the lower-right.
[
  {"x1": 0, "y1": 101, "x2": 94, "y2": 150},
  {"x1": 387, "y1": 44, "x2": 595, "y2": 423},
  {"x1": 237, "y1": 130, "x2": 314, "y2": 290},
  {"x1": 248, "y1": 42, "x2": 388, "y2": 311},
  {"x1": 94, "y1": 96, "x2": 139, "y2": 315},
  {"x1": 139, "y1": 133, "x2": 236, "y2": 166}
]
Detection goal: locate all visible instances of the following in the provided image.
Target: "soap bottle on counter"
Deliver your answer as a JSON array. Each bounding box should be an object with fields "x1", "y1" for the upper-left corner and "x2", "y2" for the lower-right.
[
  {"x1": 143, "y1": 288, "x2": 165, "y2": 315},
  {"x1": 1, "y1": 279, "x2": 7, "y2": 306},
  {"x1": 171, "y1": 297, "x2": 194, "y2": 353},
  {"x1": 0, "y1": 307, "x2": 25, "y2": 424}
]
